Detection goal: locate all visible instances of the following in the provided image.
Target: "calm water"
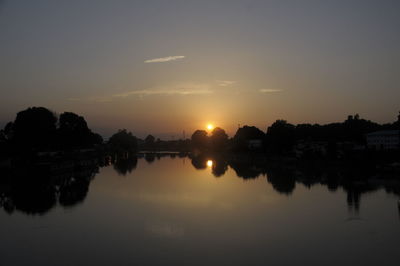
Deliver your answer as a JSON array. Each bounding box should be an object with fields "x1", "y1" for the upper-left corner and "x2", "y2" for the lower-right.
[{"x1": 1, "y1": 155, "x2": 399, "y2": 266}]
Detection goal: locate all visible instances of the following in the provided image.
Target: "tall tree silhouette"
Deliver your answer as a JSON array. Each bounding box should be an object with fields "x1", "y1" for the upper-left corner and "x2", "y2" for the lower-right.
[
  {"x1": 210, "y1": 127, "x2": 229, "y2": 151},
  {"x1": 191, "y1": 130, "x2": 208, "y2": 151},
  {"x1": 266, "y1": 120, "x2": 295, "y2": 154},
  {"x1": 108, "y1": 129, "x2": 138, "y2": 153},
  {"x1": 233, "y1": 125, "x2": 265, "y2": 151},
  {"x1": 13, "y1": 107, "x2": 57, "y2": 150},
  {"x1": 144, "y1": 134, "x2": 155, "y2": 150},
  {"x1": 58, "y1": 112, "x2": 102, "y2": 148}
]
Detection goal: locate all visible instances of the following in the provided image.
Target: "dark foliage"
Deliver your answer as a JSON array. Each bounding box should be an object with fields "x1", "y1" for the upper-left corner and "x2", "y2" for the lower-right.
[
  {"x1": 108, "y1": 129, "x2": 138, "y2": 153},
  {"x1": 113, "y1": 154, "x2": 138, "y2": 175},
  {"x1": 233, "y1": 125, "x2": 265, "y2": 151},
  {"x1": 143, "y1": 134, "x2": 156, "y2": 150},
  {"x1": 295, "y1": 114, "x2": 381, "y2": 143},
  {"x1": 266, "y1": 120, "x2": 296, "y2": 154},
  {"x1": 210, "y1": 127, "x2": 229, "y2": 151},
  {"x1": 0, "y1": 164, "x2": 98, "y2": 215},
  {"x1": 191, "y1": 130, "x2": 209, "y2": 151},
  {"x1": 13, "y1": 107, "x2": 58, "y2": 150},
  {"x1": 1, "y1": 107, "x2": 103, "y2": 154},
  {"x1": 58, "y1": 112, "x2": 103, "y2": 149}
]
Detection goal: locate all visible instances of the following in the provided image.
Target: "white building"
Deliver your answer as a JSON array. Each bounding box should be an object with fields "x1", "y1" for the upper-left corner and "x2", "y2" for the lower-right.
[{"x1": 366, "y1": 130, "x2": 399, "y2": 150}]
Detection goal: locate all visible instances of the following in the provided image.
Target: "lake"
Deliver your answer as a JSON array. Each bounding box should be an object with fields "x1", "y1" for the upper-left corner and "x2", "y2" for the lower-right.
[{"x1": 0, "y1": 154, "x2": 399, "y2": 266}]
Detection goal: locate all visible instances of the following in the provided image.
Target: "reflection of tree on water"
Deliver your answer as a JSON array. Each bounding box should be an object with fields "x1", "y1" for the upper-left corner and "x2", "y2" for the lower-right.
[
  {"x1": 398, "y1": 201, "x2": 400, "y2": 220},
  {"x1": 266, "y1": 167, "x2": 296, "y2": 195},
  {"x1": 228, "y1": 157, "x2": 296, "y2": 195},
  {"x1": 346, "y1": 188, "x2": 361, "y2": 213},
  {"x1": 324, "y1": 171, "x2": 340, "y2": 192},
  {"x1": 191, "y1": 154, "x2": 208, "y2": 170},
  {"x1": 211, "y1": 157, "x2": 228, "y2": 178},
  {"x1": 0, "y1": 162, "x2": 98, "y2": 215},
  {"x1": 112, "y1": 154, "x2": 138, "y2": 176},
  {"x1": 59, "y1": 176, "x2": 91, "y2": 207},
  {"x1": 145, "y1": 153, "x2": 155, "y2": 164},
  {"x1": 190, "y1": 155, "x2": 228, "y2": 177},
  {"x1": 1, "y1": 182, "x2": 57, "y2": 215},
  {"x1": 190, "y1": 154, "x2": 400, "y2": 211},
  {"x1": 229, "y1": 160, "x2": 261, "y2": 180}
]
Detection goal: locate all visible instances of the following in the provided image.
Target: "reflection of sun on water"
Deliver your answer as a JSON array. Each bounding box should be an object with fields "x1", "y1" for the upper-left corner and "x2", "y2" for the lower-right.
[{"x1": 207, "y1": 160, "x2": 213, "y2": 167}]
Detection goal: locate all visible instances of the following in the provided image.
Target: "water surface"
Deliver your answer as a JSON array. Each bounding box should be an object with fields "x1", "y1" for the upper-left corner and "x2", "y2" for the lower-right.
[{"x1": 1, "y1": 155, "x2": 399, "y2": 266}]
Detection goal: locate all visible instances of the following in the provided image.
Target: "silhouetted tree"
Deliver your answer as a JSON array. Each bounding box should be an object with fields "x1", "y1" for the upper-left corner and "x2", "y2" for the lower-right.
[
  {"x1": 210, "y1": 127, "x2": 229, "y2": 151},
  {"x1": 3, "y1": 122, "x2": 14, "y2": 141},
  {"x1": 91, "y1": 133, "x2": 103, "y2": 146},
  {"x1": 295, "y1": 115, "x2": 380, "y2": 145},
  {"x1": 1, "y1": 107, "x2": 104, "y2": 152},
  {"x1": 191, "y1": 130, "x2": 209, "y2": 151},
  {"x1": 266, "y1": 120, "x2": 295, "y2": 154},
  {"x1": 13, "y1": 107, "x2": 57, "y2": 150},
  {"x1": 58, "y1": 112, "x2": 102, "y2": 148},
  {"x1": 233, "y1": 125, "x2": 265, "y2": 151},
  {"x1": 108, "y1": 129, "x2": 138, "y2": 153},
  {"x1": 144, "y1": 134, "x2": 156, "y2": 150},
  {"x1": 59, "y1": 112, "x2": 88, "y2": 133},
  {"x1": 0, "y1": 130, "x2": 4, "y2": 143},
  {"x1": 343, "y1": 114, "x2": 380, "y2": 143},
  {"x1": 145, "y1": 135, "x2": 155, "y2": 143}
]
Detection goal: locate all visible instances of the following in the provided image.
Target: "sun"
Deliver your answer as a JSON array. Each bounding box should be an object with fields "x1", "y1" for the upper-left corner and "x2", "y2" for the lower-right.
[
  {"x1": 207, "y1": 124, "x2": 214, "y2": 131},
  {"x1": 206, "y1": 160, "x2": 213, "y2": 167}
]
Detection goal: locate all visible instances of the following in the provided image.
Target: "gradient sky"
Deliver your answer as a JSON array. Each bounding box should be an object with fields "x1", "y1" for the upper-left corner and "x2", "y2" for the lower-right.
[{"x1": 0, "y1": 0, "x2": 399, "y2": 138}]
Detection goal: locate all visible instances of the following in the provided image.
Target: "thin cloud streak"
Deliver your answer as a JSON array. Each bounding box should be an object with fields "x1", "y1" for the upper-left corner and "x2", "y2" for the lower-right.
[
  {"x1": 114, "y1": 88, "x2": 213, "y2": 97},
  {"x1": 144, "y1": 56, "x2": 185, "y2": 63},
  {"x1": 216, "y1": 80, "x2": 236, "y2": 87},
  {"x1": 67, "y1": 96, "x2": 112, "y2": 103},
  {"x1": 67, "y1": 83, "x2": 213, "y2": 103},
  {"x1": 259, "y1": 89, "x2": 283, "y2": 93}
]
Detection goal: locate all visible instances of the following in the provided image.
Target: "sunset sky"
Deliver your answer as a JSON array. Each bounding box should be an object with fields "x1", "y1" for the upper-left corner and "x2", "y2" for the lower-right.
[{"x1": 0, "y1": 0, "x2": 399, "y2": 138}]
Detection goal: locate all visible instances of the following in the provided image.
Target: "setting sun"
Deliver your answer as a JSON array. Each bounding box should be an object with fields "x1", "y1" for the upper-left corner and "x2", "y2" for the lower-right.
[
  {"x1": 206, "y1": 160, "x2": 213, "y2": 167},
  {"x1": 207, "y1": 124, "x2": 214, "y2": 131}
]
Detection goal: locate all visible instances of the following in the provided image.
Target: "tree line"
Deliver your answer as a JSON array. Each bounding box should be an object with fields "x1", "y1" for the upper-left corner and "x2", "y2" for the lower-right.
[
  {"x1": 192, "y1": 113, "x2": 400, "y2": 154},
  {"x1": 0, "y1": 107, "x2": 102, "y2": 155},
  {"x1": 1, "y1": 107, "x2": 399, "y2": 157}
]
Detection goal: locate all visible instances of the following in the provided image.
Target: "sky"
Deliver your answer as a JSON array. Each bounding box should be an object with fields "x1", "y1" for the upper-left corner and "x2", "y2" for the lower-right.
[{"x1": 0, "y1": 0, "x2": 399, "y2": 138}]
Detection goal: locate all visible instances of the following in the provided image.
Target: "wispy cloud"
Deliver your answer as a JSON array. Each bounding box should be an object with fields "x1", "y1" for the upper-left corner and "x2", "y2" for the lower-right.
[
  {"x1": 259, "y1": 89, "x2": 283, "y2": 93},
  {"x1": 114, "y1": 88, "x2": 213, "y2": 97},
  {"x1": 114, "y1": 83, "x2": 213, "y2": 97},
  {"x1": 216, "y1": 80, "x2": 236, "y2": 87},
  {"x1": 67, "y1": 96, "x2": 113, "y2": 103},
  {"x1": 144, "y1": 55, "x2": 185, "y2": 63},
  {"x1": 67, "y1": 83, "x2": 213, "y2": 103}
]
